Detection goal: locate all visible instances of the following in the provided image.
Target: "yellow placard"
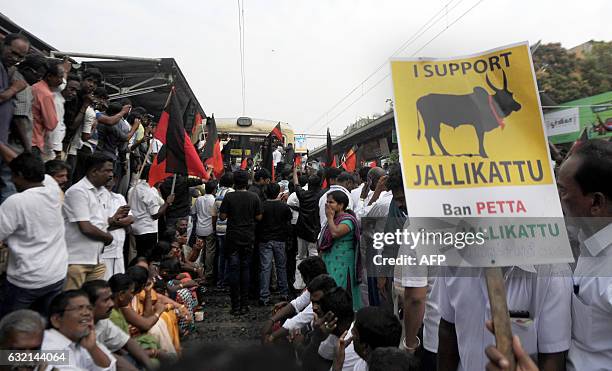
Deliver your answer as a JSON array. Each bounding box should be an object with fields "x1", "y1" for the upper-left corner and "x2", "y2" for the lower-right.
[
  {"x1": 229, "y1": 149, "x2": 243, "y2": 156},
  {"x1": 391, "y1": 42, "x2": 552, "y2": 189}
]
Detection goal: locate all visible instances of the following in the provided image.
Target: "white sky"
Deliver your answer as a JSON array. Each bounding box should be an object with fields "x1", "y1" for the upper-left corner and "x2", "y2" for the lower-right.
[{"x1": 2, "y1": 0, "x2": 610, "y2": 149}]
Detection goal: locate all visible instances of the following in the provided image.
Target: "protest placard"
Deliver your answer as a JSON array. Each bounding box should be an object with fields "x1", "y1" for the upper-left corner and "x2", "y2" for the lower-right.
[{"x1": 390, "y1": 42, "x2": 573, "y2": 267}]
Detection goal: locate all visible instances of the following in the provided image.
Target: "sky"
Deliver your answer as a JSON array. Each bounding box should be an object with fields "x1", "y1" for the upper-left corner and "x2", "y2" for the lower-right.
[{"x1": 3, "y1": 0, "x2": 610, "y2": 149}]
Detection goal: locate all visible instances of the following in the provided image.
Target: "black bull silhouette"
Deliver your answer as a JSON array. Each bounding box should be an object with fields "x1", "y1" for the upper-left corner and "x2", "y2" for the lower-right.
[{"x1": 416, "y1": 70, "x2": 522, "y2": 158}]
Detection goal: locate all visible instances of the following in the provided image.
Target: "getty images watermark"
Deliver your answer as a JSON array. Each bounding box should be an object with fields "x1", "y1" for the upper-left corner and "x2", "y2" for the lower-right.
[{"x1": 371, "y1": 229, "x2": 487, "y2": 266}]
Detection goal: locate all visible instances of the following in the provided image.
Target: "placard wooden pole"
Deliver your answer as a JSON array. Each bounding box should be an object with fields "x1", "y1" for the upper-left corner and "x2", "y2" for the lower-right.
[
  {"x1": 135, "y1": 143, "x2": 153, "y2": 181},
  {"x1": 485, "y1": 267, "x2": 516, "y2": 371},
  {"x1": 170, "y1": 173, "x2": 177, "y2": 194}
]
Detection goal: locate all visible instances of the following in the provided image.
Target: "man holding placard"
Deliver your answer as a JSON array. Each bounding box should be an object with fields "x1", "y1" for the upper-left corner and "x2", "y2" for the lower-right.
[
  {"x1": 390, "y1": 42, "x2": 575, "y2": 370},
  {"x1": 557, "y1": 140, "x2": 612, "y2": 371}
]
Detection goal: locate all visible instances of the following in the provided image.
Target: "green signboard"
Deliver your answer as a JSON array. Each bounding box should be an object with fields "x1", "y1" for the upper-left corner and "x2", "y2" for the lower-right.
[{"x1": 545, "y1": 91, "x2": 612, "y2": 144}]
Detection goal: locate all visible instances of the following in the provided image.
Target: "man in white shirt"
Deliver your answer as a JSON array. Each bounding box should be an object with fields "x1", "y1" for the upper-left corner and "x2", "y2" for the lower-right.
[
  {"x1": 273, "y1": 146, "x2": 283, "y2": 168},
  {"x1": 194, "y1": 180, "x2": 218, "y2": 283},
  {"x1": 43, "y1": 290, "x2": 116, "y2": 371},
  {"x1": 350, "y1": 167, "x2": 371, "y2": 208},
  {"x1": 318, "y1": 169, "x2": 355, "y2": 228},
  {"x1": 556, "y1": 139, "x2": 612, "y2": 371},
  {"x1": 101, "y1": 180, "x2": 134, "y2": 279},
  {"x1": 334, "y1": 306, "x2": 403, "y2": 371},
  {"x1": 82, "y1": 280, "x2": 155, "y2": 370},
  {"x1": 301, "y1": 287, "x2": 356, "y2": 371},
  {"x1": 353, "y1": 167, "x2": 387, "y2": 220},
  {"x1": 45, "y1": 75, "x2": 80, "y2": 161},
  {"x1": 128, "y1": 165, "x2": 174, "y2": 259},
  {"x1": 0, "y1": 309, "x2": 49, "y2": 370},
  {"x1": 63, "y1": 152, "x2": 129, "y2": 290},
  {"x1": 437, "y1": 265, "x2": 572, "y2": 371},
  {"x1": 0, "y1": 153, "x2": 68, "y2": 317},
  {"x1": 263, "y1": 270, "x2": 336, "y2": 344}
]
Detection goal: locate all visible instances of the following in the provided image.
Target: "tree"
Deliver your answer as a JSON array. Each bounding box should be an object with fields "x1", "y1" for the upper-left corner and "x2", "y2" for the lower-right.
[
  {"x1": 532, "y1": 43, "x2": 590, "y2": 103},
  {"x1": 532, "y1": 41, "x2": 612, "y2": 104},
  {"x1": 579, "y1": 41, "x2": 612, "y2": 96}
]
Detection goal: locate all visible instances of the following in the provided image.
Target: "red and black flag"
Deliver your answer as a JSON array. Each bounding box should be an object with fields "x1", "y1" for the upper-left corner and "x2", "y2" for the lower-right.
[
  {"x1": 149, "y1": 89, "x2": 209, "y2": 186},
  {"x1": 261, "y1": 123, "x2": 283, "y2": 180},
  {"x1": 322, "y1": 128, "x2": 337, "y2": 189},
  {"x1": 202, "y1": 114, "x2": 224, "y2": 179},
  {"x1": 191, "y1": 111, "x2": 203, "y2": 135},
  {"x1": 341, "y1": 145, "x2": 358, "y2": 172},
  {"x1": 271, "y1": 122, "x2": 283, "y2": 142},
  {"x1": 326, "y1": 128, "x2": 336, "y2": 168}
]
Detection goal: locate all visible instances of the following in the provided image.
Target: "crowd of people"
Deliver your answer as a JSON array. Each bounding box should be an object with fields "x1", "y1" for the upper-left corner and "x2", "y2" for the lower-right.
[{"x1": 0, "y1": 32, "x2": 611, "y2": 371}]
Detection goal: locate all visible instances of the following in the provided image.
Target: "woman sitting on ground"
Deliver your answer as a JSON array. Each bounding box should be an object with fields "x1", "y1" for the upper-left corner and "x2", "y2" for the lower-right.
[
  {"x1": 125, "y1": 265, "x2": 189, "y2": 355},
  {"x1": 108, "y1": 273, "x2": 164, "y2": 365},
  {"x1": 158, "y1": 257, "x2": 202, "y2": 335}
]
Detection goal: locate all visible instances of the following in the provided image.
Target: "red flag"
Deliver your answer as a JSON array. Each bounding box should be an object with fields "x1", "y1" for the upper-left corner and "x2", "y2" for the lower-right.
[
  {"x1": 240, "y1": 157, "x2": 247, "y2": 170},
  {"x1": 202, "y1": 114, "x2": 224, "y2": 179},
  {"x1": 369, "y1": 160, "x2": 377, "y2": 168},
  {"x1": 271, "y1": 122, "x2": 283, "y2": 141},
  {"x1": 341, "y1": 145, "x2": 357, "y2": 172},
  {"x1": 149, "y1": 90, "x2": 208, "y2": 186},
  {"x1": 191, "y1": 112, "x2": 203, "y2": 135},
  {"x1": 294, "y1": 154, "x2": 302, "y2": 168}
]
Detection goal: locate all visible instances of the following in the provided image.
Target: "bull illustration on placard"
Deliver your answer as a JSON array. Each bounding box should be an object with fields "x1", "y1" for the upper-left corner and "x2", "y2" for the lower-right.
[{"x1": 416, "y1": 70, "x2": 521, "y2": 158}]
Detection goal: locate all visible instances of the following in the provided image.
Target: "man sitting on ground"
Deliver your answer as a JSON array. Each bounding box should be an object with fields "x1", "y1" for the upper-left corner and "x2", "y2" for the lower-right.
[
  {"x1": 82, "y1": 280, "x2": 155, "y2": 370},
  {"x1": 0, "y1": 309, "x2": 47, "y2": 371},
  {"x1": 42, "y1": 290, "x2": 116, "y2": 371},
  {"x1": 261, "y1": 256, "x2": 328, "y2": 343},
  {"x1": 333, "y1": 306, "x2": 403, "y2": 371},
  {"x1": 301, "y1": 287, "x2": 355, "y2": 371}
]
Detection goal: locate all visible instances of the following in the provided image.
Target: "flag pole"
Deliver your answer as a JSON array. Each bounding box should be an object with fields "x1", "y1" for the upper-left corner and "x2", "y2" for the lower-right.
[
  {"x1": 170, "y1": 173, "x2": 177, "y2": 194},
  {"x1": 136, "y1": 87, "x2": 175, "y2": 183}
]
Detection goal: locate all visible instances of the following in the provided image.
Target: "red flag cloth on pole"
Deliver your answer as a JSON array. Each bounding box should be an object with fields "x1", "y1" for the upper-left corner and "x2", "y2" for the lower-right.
[
  {"x1": 271, "y1": 122, "x2": 283, "y2": 141},
  {"x1": 294, "y1": 154, "x2": 302, "y2": 168},
  {"x1": 240, "y1": 157, "x2": 248, "y2": 170},
  {"x1": 149, "y1": 90, "x2": 209, "y2": 186},
  {"x1": 202, "y1": 114, "x2": 224, "y2": 179},
  {"x1": 191, "y1": 112, "x2": 203, "y2": 135},
  {"x1": 341, "y1": 146, "x2": 357, "y2": 172}
]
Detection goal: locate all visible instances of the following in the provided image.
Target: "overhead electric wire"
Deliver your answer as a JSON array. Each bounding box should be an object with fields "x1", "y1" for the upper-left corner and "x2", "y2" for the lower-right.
[
  {"x1": 307, "y1": 0, "x2": 486, "y2": 135},
  {"x1": 237, "y1": 0, "x2": 246, "y2": 115},
  {"x1": 308, "y1": 0, "x2": 464, "y2": 133}
]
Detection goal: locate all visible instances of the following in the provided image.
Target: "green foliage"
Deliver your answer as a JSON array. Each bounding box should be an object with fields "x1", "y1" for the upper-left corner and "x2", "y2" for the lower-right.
[
  {"x1": 579, "y1": 41, "x2": 612, "y2": 96},
  {"x1": 533, "y1": 41, "x2": 612, "y2": 104}
]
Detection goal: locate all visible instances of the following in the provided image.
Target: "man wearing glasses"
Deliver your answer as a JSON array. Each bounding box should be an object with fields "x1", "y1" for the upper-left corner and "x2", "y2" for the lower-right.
[
  {"x1": 42, "y1": 290, "x2": 116, "y2": 371},
  {"x1": 0, "y1": 33, "x2": 30, "y2": 204}
]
